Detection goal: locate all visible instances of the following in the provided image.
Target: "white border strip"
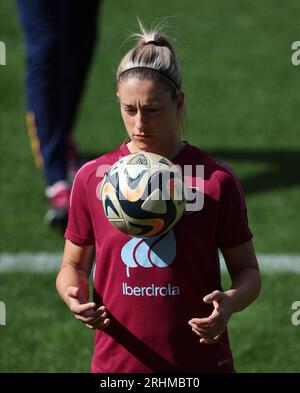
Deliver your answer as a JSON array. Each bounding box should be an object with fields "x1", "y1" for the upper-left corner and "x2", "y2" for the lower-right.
[
  {"x1": 0, "y1": 253, "x2": 300, "y2": 273},
  {"x1": 0, "y1": 253, "x2": 62, "y2": 272},
  {"x1": 220, "y1": 254, "x2": 300, "y2": 273}
]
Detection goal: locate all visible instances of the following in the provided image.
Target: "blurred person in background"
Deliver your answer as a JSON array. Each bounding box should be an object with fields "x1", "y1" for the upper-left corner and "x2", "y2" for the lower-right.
[{"x1": 16, "y1": 0, "x2": 101, "y2": 227}]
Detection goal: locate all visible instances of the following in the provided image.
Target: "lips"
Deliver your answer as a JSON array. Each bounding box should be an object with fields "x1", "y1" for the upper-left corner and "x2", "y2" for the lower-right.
[{"x1": 134, "y1": 134, "x2": 153, "y2": 138}]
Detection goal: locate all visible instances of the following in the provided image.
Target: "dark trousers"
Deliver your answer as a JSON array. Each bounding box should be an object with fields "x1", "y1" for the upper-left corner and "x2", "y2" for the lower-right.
[{"x1": 16, "y1": 0, "x2": 101, "y2": 185}]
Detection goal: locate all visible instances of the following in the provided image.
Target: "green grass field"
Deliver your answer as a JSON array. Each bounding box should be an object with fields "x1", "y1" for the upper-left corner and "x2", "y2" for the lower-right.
[
  {"x1": 1, "y1": 0, "x2": 300, "y2": 373},
  {"x1": 1, "y1": 272, "x2": 299, "y2": 372}
]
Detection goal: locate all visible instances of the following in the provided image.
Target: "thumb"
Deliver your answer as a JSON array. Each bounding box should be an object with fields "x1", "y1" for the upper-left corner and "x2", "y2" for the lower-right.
[
  {"x1": 203, "y1": 290, "x2": 223, "y2": 304},
  {"x1": 65, "y1": 286, "x2": 79, "y2": 299}
]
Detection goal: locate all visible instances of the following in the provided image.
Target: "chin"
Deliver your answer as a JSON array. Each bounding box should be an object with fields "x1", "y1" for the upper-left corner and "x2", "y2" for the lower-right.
[
  {"x1": 135, "y1": 141, "x2": 157, "y2": 152},
  {"x1": 135, "y1": 145, "x2": 152, "y2": 153},
  {"x1": 132, "y1": 138, "x2": 152, "y2": 147}
]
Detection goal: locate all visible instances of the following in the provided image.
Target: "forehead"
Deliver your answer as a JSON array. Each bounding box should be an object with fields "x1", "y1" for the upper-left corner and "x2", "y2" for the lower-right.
[{"x1": 117, "y1": 78, "x2": 172, "y2": 104}]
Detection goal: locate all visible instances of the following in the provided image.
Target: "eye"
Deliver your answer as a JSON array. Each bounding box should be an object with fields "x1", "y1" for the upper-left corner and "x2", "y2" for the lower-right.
[
  {"x1": 123, "y1": 108, "x2": 136, "y2": 115},
  {"x1": 123, "y1": 107, "x2": 136, "y2": 114}
]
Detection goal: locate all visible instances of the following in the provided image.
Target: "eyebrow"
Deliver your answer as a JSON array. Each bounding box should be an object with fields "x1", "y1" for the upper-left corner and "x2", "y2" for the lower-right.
[{"x1": 122, "y1": 102, "x2": 161, "y2": 108}]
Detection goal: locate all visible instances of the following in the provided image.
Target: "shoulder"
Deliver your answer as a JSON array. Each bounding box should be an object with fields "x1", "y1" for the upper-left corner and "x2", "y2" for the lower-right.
[
  {"x1": 185, "y1": 143, "x2": 245, "y2": 204},
  {"x1": 186, "y1": 143, "x2": 240, "y2": 183}
]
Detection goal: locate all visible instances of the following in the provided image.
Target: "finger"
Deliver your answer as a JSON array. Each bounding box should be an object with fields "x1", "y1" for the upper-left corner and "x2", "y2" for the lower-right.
[
  {"x1": 66, "y1": 286, "x2": 80, "y2": 298},
  {"x1": 191, "y1": 325, "x2": 219, "y2": 340},
  {"x1": 100, "y1": 318, "x2": 111, "y2": 328},
  {"x1": 191, "y1": 325, "x2": 210, "y2": 336},
  {"x1": 85, "y1": 306, "x2": 107, "y2": 319},
  {"x1": 86, "y1": 317, "x2": 110, "y2": 330},
  {"x1": 77, "y1": 308, "x2": 109, "y2": 324},
  {"x1": 101, "y1": 318, "x2": 111, "y2": 327},
  {"x1": 192, "y1": 328, "x2": 202, "y2": 337},
  {"x1": 200, "y1": 335, "x2": 220, "y2": 344},
  {"x1": 189, "y1": 307, "x2": 222, "y2": 326},
  {"x1": 203, "y1": 290, "x2": 223, "y2": 304},
  {"x1": 189, "y1": 320, "x2": 222, "y2": 338},
  {"x1": 75, "y1": 313, "x2": 99, "y2": 323},
  {"x1": 70, "y1": 300, "x2": 96, "y2": 315},
  {"x1": 84, "y1": 310, "x2": 107, "y2": 324},
  {"x1": 188, "y1": 317, "x2": 215, "y2": 327},
  {"x1": 189, "y1": 321, "x2": 206, "y2": 331}
]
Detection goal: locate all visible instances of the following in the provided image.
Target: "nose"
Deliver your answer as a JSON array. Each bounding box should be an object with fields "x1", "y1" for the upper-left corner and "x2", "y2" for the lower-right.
[{"x1": 135, "y1": 110, "x2": 148, "y2": 132}]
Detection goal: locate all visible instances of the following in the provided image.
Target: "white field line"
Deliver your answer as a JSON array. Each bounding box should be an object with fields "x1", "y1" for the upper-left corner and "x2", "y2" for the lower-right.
[
  {"x1": 0, "y1": 252, "x2": 62, "y2": 272},
  {"x1": 0, "y1": 253, "x2": 300, "y2": 273}
]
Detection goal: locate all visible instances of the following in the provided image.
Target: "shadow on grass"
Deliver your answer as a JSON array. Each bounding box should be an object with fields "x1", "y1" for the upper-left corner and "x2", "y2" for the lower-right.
[
  {"x1": 209, "y1": 149, "x2": 300, "y2": 195},
  {"x1": 81, "y1": 149, "x2": 300, "y2": 196}
]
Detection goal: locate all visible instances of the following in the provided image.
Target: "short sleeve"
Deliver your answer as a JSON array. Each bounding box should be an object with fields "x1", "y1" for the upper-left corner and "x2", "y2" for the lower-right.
[
  {"x1": 65, "y1": 168, "x2": 95, "y2": 246},
  {"x1": 216, "y1": 171, "x2": 253, "y2": 250}
]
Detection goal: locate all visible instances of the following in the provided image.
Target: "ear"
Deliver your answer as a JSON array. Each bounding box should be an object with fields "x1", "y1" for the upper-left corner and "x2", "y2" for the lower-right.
[{"x1": 176, "y1": 91, "x2": 184, "y2": 113}]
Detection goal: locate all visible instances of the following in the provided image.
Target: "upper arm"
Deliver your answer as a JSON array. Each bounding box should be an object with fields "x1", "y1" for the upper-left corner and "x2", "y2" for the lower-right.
[
  {"x1": 66, "y1": 165, "x2": 95, "y2": 245},
  {"x1": 216, "y1": 171, "x2": 253, "y2": 250},
  {"x1": 61, "y1": 239, "x2": 95, "y2": 279},
  {"x1": 221, "y1": 240, "x2": 260, "y2": 279}
]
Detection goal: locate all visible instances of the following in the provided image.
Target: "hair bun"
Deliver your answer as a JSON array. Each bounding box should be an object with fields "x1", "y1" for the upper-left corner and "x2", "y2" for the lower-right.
[
  {"x1": 143, "y1": 40, "x2": 164, "y2": 47},
  {"x1": 137, "y1": 33, "x2": 174, "y2": 53},
  {"x1": 117, "y1": 21, "x2": 181, "y2": 89}
]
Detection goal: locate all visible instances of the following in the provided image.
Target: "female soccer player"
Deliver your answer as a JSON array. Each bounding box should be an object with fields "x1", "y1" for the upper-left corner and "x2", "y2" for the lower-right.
[{"x1": 56, "y1": 22, "x2": 261, "y2": 373}]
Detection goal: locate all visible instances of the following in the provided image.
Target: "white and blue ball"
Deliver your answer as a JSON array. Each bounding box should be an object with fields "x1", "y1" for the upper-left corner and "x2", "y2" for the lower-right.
[{"x1": 100, "y1": 152, "x2": 186, "y2": 238}]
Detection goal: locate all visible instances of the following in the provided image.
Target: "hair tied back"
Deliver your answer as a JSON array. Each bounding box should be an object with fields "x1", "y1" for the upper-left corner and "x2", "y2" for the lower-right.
[{"x1": 143, "y1": 40, "x2": 164, "y2": 47}]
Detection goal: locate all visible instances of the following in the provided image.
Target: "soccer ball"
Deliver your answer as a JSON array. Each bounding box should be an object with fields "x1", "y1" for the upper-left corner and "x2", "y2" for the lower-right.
[{"x1": 100, "y1": 152, "x2": 186, "y2": 238}]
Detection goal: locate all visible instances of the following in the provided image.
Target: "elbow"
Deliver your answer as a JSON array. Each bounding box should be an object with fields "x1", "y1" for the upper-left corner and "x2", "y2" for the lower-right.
[
  {"x1": 256, "y1": 269, "x2": 262, "y2": 299},
  {"x1": 55, "y1": 269, "x2": 63, "y2": 299}
]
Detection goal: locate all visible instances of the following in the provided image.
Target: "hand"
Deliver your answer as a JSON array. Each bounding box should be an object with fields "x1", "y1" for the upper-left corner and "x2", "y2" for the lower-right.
[
  {"x1": 188, "y1": 290, "x2": 233, "y2": 344},
  {"x1": 65, "y1": 286, "x2": 110, "y2": 330}
]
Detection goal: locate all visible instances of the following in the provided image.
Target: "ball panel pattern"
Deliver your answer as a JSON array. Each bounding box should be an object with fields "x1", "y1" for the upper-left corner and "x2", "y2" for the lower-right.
[{"x1": 100, "y1": 152, "x2": 186, "y2": 238}]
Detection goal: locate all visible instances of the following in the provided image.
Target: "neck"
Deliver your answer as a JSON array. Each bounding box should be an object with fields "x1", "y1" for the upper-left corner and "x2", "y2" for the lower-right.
[{"x1": 127, "y1": 138, "x2": 185, "y2": 161}]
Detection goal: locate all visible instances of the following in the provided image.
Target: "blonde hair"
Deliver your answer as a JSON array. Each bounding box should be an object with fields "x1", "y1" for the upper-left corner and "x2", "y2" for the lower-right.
[{"x1": 117, "y1": 20, "x2": 182, "y2": 99}]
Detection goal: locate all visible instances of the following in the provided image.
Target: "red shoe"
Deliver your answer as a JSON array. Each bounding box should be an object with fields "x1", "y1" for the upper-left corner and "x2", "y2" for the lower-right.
[{"x1": 45, "y1": 181, "x2": 70, "y2": 227}]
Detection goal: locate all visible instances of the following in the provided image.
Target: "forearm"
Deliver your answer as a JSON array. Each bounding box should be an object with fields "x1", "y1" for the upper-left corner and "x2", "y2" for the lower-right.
[
  {"x1": 225, "y1": 267, "x2": 261, "y2": 313},
  {"x1": 56, "y1": 264, "x2": 90, "y2": 306}
]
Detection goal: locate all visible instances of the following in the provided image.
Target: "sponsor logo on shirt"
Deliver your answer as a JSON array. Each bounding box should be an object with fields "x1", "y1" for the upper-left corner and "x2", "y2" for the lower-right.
[
  {"x1": 122, "y1": 283, "x2": 180, "y2": 297},
  {"x1": 120, "y1": 230, "x2": 180, "y2": 297},
  {"x1": 121, "y1": 231, "x2": 176, "y2": 277}
]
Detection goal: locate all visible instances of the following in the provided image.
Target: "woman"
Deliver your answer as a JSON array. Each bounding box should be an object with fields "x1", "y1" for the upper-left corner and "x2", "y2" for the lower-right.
[{"x1": 56, "y1": 23, "x2": 261, "y2": 373}]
